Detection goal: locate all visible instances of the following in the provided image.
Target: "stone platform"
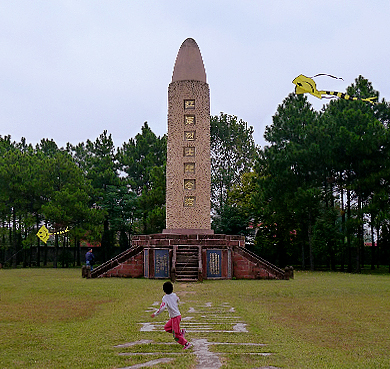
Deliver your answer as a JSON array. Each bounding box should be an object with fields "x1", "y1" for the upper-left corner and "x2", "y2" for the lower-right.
[{"x1": 91, "y1": 233, "x2": 290, "y2": 280}]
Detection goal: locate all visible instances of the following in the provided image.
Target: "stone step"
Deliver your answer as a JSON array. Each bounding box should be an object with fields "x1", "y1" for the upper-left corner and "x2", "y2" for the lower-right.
[
  {"x1": 175, "y1": 278, "x2": 198, "y2": 282},
  {"x1": 177, "y1": 273, "x2": 198, "y2": 278},
  {"x1": 175, "y1": 246, "x2": 200, "y2": 281},
  {"x1": 176, "y1": 270, "x2": 198, "y2": 276},
  {"x1": 176, "y1": 268, "x2": 198, "y2": 273},
  {"x1": 176, "y1": 258, "x2": 198, "y2": 264},
  {"x1": 176, "y1": 265, "x2": 198, "y2": 270},
  {"x1": 177, "y1": 258, "x2": 198, "y2": 264},
  {"x1": 176, "y1": 268, "x2": 198, "y2": 276},
  {"x1": 176, "y1": 266, "x2": 198, "y2": 271},
  {"x1": 177, "y1": 257, "x2": 197, "y2": 262}
]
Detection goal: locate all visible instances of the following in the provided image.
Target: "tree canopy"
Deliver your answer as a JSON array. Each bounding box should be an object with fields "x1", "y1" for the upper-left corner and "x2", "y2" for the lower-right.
[{"x1": 1, "y1": 75, "x2": 390, "y2": 272}]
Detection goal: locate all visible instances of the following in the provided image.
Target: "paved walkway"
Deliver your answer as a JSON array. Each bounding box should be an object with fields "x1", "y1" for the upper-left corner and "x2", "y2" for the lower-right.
[{"x1": 114, "y1": 300, "x2": 276, "y2": 368}]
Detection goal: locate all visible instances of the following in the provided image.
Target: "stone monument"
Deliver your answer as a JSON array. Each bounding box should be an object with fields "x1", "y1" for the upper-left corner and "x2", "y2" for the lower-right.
[
  {"x1": 164, "y1": 38, "x2": 213, "y2": 234},
  {"x1": 90, "y1": 38, "x2": 288, "y2": 281}
]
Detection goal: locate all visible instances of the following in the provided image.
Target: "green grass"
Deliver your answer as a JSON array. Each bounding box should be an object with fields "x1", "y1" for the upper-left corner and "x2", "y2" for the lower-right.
[{"x1": 1, "y1": 268, "x2": 390, "y2": 368}]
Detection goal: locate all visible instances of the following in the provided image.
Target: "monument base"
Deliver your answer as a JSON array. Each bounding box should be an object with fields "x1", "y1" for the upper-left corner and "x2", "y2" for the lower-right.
[
  {"x1": 91, "y1": 233, "x2": 289, "y2": 281},
  {"x1": 163, "y1": 228, "x2": 214, "y2": 235}
]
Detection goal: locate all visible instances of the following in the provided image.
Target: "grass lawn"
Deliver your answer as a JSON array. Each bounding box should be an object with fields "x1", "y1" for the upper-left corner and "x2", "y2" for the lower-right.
[{"x1": 1, "y1": 268, "x2": 389, "y2": 368}]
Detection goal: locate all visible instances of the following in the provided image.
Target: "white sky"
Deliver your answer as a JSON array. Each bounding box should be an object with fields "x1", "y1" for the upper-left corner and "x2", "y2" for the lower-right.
[{"x1": 1, "y1": 1, "x2": 389, "y2": 149}]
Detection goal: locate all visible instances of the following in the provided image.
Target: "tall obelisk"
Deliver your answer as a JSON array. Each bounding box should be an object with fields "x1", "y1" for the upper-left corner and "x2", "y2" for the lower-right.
[{"x1": 164, "y1": 38, "x2": 212, "y2": 234}]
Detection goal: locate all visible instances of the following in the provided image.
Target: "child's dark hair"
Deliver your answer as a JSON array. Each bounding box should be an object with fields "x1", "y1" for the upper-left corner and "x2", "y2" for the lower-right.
[{"x1": 163, "y1": 281, "x2": 173, "y2": 294}]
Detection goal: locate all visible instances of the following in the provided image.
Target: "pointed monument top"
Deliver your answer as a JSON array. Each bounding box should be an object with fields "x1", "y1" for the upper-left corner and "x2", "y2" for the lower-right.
[{"x1": 172, "y1": 38, "x2": 207, "y2": 83}]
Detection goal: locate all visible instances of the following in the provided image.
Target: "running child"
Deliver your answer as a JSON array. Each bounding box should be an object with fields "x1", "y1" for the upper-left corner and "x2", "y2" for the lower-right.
[{"x1": 151, "y1": 281, "x2": 192, "y2": 350}]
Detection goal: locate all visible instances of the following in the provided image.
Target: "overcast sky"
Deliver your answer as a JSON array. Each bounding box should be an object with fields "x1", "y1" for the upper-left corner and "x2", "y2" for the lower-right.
[{"x1": 1, "y1": 1, "x2": 389, "y2": 149}]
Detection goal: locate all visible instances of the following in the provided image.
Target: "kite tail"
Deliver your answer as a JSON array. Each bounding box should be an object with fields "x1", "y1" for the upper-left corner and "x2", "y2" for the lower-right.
[
  {"x1": 313, "y1": 73, "x2": 344, "y2": 80},
  {"x1": 53, "y1": 228, "x2": 69, "y2": 235},
  {"x1": 319, "y1": 90, "x2": 377, "y2": 104},
  {"x1": 361, "y1": 96, "x2": 378, "y2": 104},
  {"x1": 52, "y1": 227, "x2": 69, "y2": 235}
]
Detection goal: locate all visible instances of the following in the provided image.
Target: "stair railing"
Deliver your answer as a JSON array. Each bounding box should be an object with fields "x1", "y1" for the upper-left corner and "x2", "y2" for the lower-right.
[
  {"x1": 90, "y1": 245, "x2": 143, "y2": 278},
  {"x1": 234, "y1": 245, "x2": 287, "y2": 279}
]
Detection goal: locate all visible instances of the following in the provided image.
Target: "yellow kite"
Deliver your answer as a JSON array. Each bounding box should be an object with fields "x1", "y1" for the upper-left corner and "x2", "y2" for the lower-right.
[
  {"x1": 36, "y1": 225, "x2": 69, "y2": 244},
  {"x1": 292, "y1": 74, "x2": 377, "y2": 104}
]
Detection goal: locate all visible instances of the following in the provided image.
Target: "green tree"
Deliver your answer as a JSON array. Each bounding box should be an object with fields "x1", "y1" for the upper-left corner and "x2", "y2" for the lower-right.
[
  {"x1": 253, "y1": 77, "x2": 390, "y2": 272},
  {"x1": 101, "y1": 185, "x2": 138, "y2": 251},
  {"x1": 255, "y1": 94, "x2": 322, "y2": 269},
  {"x1": 218, "y1": 171, "x2": 258, "y2": 237},
  {"x1": 81, "y1": 131, "x2": 120, "y2": 261},
  {"x1": 118, "y1": 122, "x2": 167, "y2": 234},
  {"x1": 0, "y1": 146, "x2": 37, "y2": 267},
  {"x1": 210, "y1": 113, "x2": 257, "y2": 232},
  {"x1": 40, "y1": 151, "x2": 99, "y2": 267},
  {"x1": 321, "y1": 76, "x2": 390, "y2": 272}
]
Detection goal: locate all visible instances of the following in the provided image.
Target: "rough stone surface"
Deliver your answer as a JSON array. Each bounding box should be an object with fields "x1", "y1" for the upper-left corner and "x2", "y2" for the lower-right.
[
  {"x1": 117, "y1": 358, "x2": 174, "y2": 369},
  {"x1": 192, "y1": 339, "x2": 222, "y2": 369},
  {"x1": 166, "y1": 38, "x2": 211, "y2": 232}
]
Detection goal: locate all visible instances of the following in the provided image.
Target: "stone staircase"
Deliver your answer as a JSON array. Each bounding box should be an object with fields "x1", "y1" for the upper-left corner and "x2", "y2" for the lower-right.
[
  {"x1": 90, "y1": 245, "x2": 143, "y2": 278},
  {"x1": 172, "y1": 245, "x2": 201, "y2": 282},
  {"x1": 87, "y1": 235, "x2": 290, "y2": 281},
  {"x1": 233, "y1": 245, "x2": 288, "y2": 279}
]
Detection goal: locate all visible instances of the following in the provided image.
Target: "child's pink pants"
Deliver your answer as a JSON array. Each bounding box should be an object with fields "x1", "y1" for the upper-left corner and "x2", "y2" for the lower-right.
[{"x1": 164, "y1": 315, "x2": 187, "y2": 346}]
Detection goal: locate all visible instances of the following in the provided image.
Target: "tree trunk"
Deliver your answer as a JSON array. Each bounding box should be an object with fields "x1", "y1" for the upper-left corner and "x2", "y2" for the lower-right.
[
  {"x1": 101, "y1": 218, "x2": 112, "y2": 262},
  {"x1": 77, "y1": 238, "x2": 81, "y2": 267},
  {"x1": 347, "y1": 188, "x2": 352, "y2": 273},
  {"x1": 73, "y1": 236, "x2": 78, "y2": 267},
  {"x1": 36, "y1": 216, "x2": 40, "y2": 267},
  {"x1": 54, "y1": 234, "x2": 58, "y2": 268},
  {"x1": 44, "y1": 240, "x2": 48, "y2": 266},
  {"x1": 62, "y1": 235, "x2": 66, "y2": 268},
  {"x1": 376, "y1": 225, "x2": 380, "y2": 269},
  {"x1": 12, "y1": 208, "x2": 17, "y2": 268},
  {"x1": 308, "y1": 211, "x2": 314, "y2": 271},
  {"x1": 370, "y1": 220, "x2": 375, "y2": 270},
  {"x1": 356, "y1": 195, "x2": 362, "y2": 273},
  {"x1": 340, "y1": 184, "x2": 345, "y2": 272}
]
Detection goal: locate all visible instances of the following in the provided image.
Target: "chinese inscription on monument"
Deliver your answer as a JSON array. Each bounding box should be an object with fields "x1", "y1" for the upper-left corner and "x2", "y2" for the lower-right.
[
  {"x1": 165, "y1": 37, "x2": 211, "y2": 232},
  {"x1": 207, "y1": 250, "x2": 222, "y2": 278},
  {"x1": 154, "y1": 249, "x2": 169, "y2": 278}
]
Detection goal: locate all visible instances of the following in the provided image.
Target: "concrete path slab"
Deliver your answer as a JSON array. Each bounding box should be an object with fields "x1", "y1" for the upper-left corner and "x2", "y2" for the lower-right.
[
  {"x1": 192, "y1": 339, "x2": 222, "y2": 369},
  {"x1": 114, "y1": 340, "x2": 153, "y2": 348},
  {"x1": 116, "y1": 301, "x2": 273, "y2": 368},
  {"x1": 117, "y1": 357, "x2": 174, "y2": 369}
]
